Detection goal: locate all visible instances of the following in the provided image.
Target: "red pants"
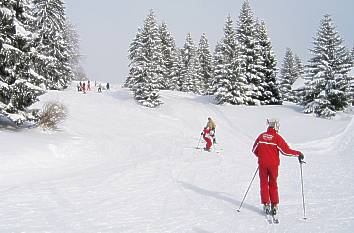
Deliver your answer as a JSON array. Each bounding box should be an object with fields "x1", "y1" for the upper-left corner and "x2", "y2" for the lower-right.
[
  {"x1": 203, "y1": 137, "x2": 212, "y2": 150},
  {"x1": 259, "y1": 166, "x2": 279, "y2": 205}
]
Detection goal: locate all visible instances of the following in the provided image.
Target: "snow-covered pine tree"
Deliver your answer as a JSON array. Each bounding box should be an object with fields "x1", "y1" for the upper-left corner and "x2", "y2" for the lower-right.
[
  {"x1": 124, "y1": 27, "x2": 143, "y2": 88},
  {"x1": 126, "y1": 10, "x2": 163, "y2": 107},
  {"x1": 169, "y1": 48, "x2": 183, "y2": 91},
  {"x1": 0, "y1": 0, "x2": 45, "y2": 124},
  {"x1": 159, "y1": 21, "x2": 178, "y2": 90},
  {"x1": 294, "y1": 54, "x2": 304, "y2": 79},
  {"x1": 303, "y1": 14, "x2": 352, "y2": 118},
  {"x1": 292, "y1": 53, "x2": 306, "y2": 103},
  {"x1": 180, "y1": 33, "x2": 203, "y2": 95},
  {"x1": 236, "y1": 1, "x2": 262, "y2": 105},
  {"x1": 350, "y1": 46, "x2": 354, "y2": 105},
  {"x1": 213, "y1": 15, "x2": 250, "y2": 105},
  {"x1": 256, "y1": 21, "x2": 281, "y2": 105},
  {"x1": 198, "y1": 33, "x2": 214, "y2": 95},
  {"x1": 32, "y1": 0, "x2": 73, "y2": 90},
  {"x1": 212, "y1": 41, "x2": 226, "y2": 96},
  {"x1": 278, "y1": 48, "x2": 298, "y2": 102},
  {"x1": 64, "y1": 21, "x2": 86, "y2": 81}
]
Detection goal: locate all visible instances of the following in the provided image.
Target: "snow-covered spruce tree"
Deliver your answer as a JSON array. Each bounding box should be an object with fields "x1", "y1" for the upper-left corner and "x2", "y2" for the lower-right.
[
  {"x1": 198, "y1": 33, "x2": 214, "y2": 95},
  {"x1": 213, "y1": 15, "x2": 250, "y2": 105},
  {"x1": 0, "y1": 0, "x2": 45, "y2": 125},
  {"x1": 294, "y1": 54, "x2": 305, "y2": 79},
  {"x1": 303, "y1": 15, "x2": 352, "y2": 118},
  {"x1": 169, "y1": 48, "x2": 183, "y2": 91},
  {"x1": 236, "y1": 1, "x2": 262, "y2": 105},
  {"x1": 123, "y1": 27, "x2": 143, "y2": 88},
  {"x1": 350, "y1": 46, "x2": 354, "y2": 105},
  {"x1": 159, "y1": 21, "x2": 179, "y2": 90},
  {"x1": 278, "y1": 48, "x2": 298, "y2": 102},
  {"x1": 212, "y1": 41, "x2": 226, "y2": 96},
  {"x1": 180, "y1": 33, "x2": 203, "y2": 95},
  {"x1": 126, "y1": 10, "x2": 163, "y2": 107},
  {"x1": 64, "y1": 21, "x2": 86, "y2": 81},
  {"x1": 32, "y1": 0, "x2": 73, "y2": 90},
  {"x1": 292, "y1": 53, "x2": 305, "y2": 103},
  {"x1": 256, "y1": 21, "x2": 281, "y2": 105}
]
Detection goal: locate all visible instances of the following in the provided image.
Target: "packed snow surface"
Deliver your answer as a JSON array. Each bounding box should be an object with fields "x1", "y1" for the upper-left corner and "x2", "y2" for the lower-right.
[{"x1": 0, "y1": 84, "x2": 353, "y2": 232}]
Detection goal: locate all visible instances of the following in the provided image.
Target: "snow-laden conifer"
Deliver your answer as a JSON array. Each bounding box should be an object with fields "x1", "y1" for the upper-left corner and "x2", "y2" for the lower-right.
[
  {"x1": 256, "y1": 21, "x2": 281, "y2": 105},
  {"x1": 213, "y1": 15, "x2": 250, "y2": 105},
  {"x1": 125, "y1": 10, "x2": 163, "y2": 107},
  {"x1": 32, "y1": 0, "x2": 73, "y2": 90},
  {"x1": 0, "y1": 0, "x2": 45, "y2": 124},
  {"x1": 236, "y1": 1, "x2": 262, "y2": 105},
  {"x1": 278, "y1": 48, "x2": 298, "y2": 102},
  {"x1": 303, "y1": 15, "x2": 352, "y2": 118},
  {"x1": 159, "y1": 22, "x2": 178, "y2": 90},
  {"x1": 350, "y1": 46, "x2": 354, "y2": 104},
  {"x1": 124, "y1": 28, "x2": 143, "y2": 88},
  {"x1": 180, "y1": 33, "x2": 203, "y2": 95},
  {"x1": 169, "y1": 48, "x2": 183, "y2": 91},
  {"x1": 64, "y1": 21, "x2": 86, "y2": 81},
  {"x1": 294, "y1": 54, "x2": 305, "y2": 79},
  {"x1": 198, "y1": 33, "x2": 214, "y2": 95}
]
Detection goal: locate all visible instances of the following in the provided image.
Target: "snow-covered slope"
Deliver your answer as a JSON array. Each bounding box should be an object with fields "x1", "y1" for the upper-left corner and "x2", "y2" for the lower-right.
[{"x1": 0, "y1": 84, "x2": 353, "y2": 232}]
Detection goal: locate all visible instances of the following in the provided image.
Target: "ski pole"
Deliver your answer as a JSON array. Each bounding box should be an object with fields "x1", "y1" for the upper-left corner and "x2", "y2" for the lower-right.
[
  {"x1": 237, "y1": 166, "x2": 259, "y2": 212},
  {"x1": 196, "y1": 134, "x2": 202, "y2": 149},
  {"x1": 299, "y1": 160, "x2": 307, "y2": 220}
]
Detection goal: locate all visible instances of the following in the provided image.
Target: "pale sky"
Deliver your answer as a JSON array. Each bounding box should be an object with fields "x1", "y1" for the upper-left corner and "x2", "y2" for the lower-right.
[{"x1": 65, "y1": 0, "x2": 354, "y2": 84}]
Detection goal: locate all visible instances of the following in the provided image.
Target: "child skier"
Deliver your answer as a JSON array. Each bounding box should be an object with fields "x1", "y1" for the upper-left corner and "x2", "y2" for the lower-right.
[
  {"x1": 252, "y1": 118, "x2": 304, "y2": 219},
  {"x1": 201, "y1": 127, "x2": 214, "y2": 151},
  {"x1": 206, "y1": 117, "x2": 216, "y2": 143}
]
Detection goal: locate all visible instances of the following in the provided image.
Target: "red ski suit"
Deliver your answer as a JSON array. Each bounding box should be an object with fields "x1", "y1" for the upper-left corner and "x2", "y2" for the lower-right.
[
  {"x1": 202, "y1": 127, "x2": 213, "y2": 150},
  {"x1": 252, "y1": 127, "x2": 301, "y2": 205}
]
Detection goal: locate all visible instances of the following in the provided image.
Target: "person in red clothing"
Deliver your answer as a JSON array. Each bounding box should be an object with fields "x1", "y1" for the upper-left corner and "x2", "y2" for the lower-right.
[
  {"x1": 201, "y1": 127, "x2": 214, "y2": 151},
  {"x1": 252, "y1": 118, "x2": 304, "y2": 215},
  {"x1": 82, "y1": 82, "x2": 86, "y2": 94}
]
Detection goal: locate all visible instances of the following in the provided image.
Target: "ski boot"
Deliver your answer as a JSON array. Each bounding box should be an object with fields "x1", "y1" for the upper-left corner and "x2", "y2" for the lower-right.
[
  {"x1": 271, "y1": 204, "x2": 279, "y2": 224},
  {"x1": 263, "y1": 204, "x2": 271, "y2": 215}
]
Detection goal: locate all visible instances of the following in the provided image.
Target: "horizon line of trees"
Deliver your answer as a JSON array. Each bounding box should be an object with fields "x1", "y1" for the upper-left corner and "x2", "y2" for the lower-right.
[
  {"x1": 125, "y1": 1, "x2": 353, "y2": 118},
  {"x1": 0, "y1": 0, "x2": 86, "y2": 125}
]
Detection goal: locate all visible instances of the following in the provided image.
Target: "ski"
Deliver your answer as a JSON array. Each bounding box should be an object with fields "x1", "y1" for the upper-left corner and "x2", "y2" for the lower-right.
[
  {"x1": 264, "y1": 207, "x2": 272, "y2": 224},
  {"x1": 262, "y1": 205, "x2": 279, "y2": 224},
  {"x1": 271, "y1": 214, "x2": 279, "y2": 224},
  {"x1": 265, "y1": 212, "x2": 272, "y2": 224},
  {"x1": 193, "y1": 147, "x2": 223, "y2": 154},
  {"x1": 271, "y1": 207, "x2": 279, "y2": 224}
]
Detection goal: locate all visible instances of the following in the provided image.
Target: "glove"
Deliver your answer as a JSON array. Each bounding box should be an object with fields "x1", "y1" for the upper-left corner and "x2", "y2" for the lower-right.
[
  {"x1": 298, "y1": 153, "x2": 304, "y2": 163},
  {"x1": 201, "y1": 132, "x2": 203, "y2": 135}
]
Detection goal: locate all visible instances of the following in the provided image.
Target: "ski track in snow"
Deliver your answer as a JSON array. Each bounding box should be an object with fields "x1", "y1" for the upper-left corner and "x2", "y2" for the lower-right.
[{"x1": 0, "y1": 84, "x2": 353, "y2": 232}]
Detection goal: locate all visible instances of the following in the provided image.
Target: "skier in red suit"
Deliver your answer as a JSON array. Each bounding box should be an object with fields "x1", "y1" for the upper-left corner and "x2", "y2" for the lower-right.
[
  {"x1": 252, "y1": 119, "x2": 304, "y2": 215},
  {"x1": 201, "y1": 127, "x2": 213, "y2": 151}
]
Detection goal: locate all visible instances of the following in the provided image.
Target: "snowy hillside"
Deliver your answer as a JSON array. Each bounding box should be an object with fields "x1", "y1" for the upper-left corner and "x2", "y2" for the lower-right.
[{"x1": 0, "y1": 84, "x2": 353, "y2": 233}]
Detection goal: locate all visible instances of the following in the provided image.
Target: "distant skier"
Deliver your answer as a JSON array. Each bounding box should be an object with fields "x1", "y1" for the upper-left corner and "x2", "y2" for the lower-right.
[
  {"x1": 252, "y1": 118, "x2": 304, "y2": 217},
  {"x1": 206, "y1": 117, "x2": 216, "y2": 143},
  {"x1": 106, "y1": 82, "x2": 110, "y2": 90},
  {"x1": 98, "y1": 83, "x2": 102, "y2": 93},
  {"x1": 87, "y1": 80, "x2": 91, "y2": 91},
  {"x1": 201, "y1": 126, "x2": 214, "y2": 151},
  {"x1": 82, "y1": 82, "x2": 86, "y2": 94}
]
